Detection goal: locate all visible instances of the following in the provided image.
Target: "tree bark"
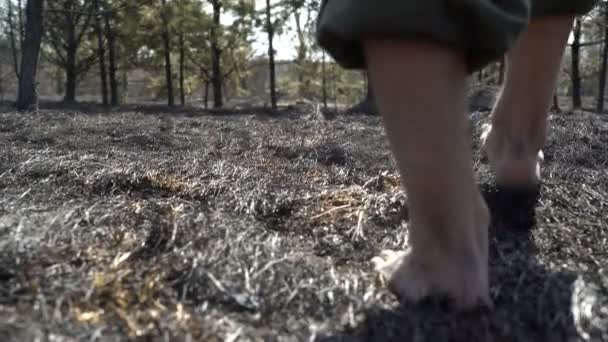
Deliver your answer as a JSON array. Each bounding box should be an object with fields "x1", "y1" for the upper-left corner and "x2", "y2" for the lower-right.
[
  {"x1": 56, "y1": 66, "x2": 63, "y2": 94},
  {"x1": 160, "y1": 0, "x2": 174, "y2": 107},
  {"x1": 94, "y1": 0, "x2": 108, "y2": 105},
  {"x1": 104, "y1": 8, "x2": 118, "y2": 105},
  {"x1": 321, "y1": 52, "x2": 327, "y2": 111},
  {"x1": 333, "y1": 70, "x2": 337, "y2": 111},
  {"x1": 598, "y1": 4, "x2": 608, "y2": 114},
  {"x1": 121, "y1": 61, "x2": 128, "y2": 103},
  {"x1": 552, "y1": 93, "x2": 561, "y2": 113},
  {"x1": 571, "y1": 17, "x2": 582, "y2": 109},
  {"x1": 179, "y1": 32, "x2": 186, "y2": 106},
  {"x1": 265, "y1": 0, "x2": 277, "y2": 109},
  {"x1": 7, "y1": 0, "x2": 21, "y2": 80},
  {"x1": 0, "y1": 60, "x2": 4, "y2": 101},
  {"x1": 203, "y1": 80, "x2": 209, "y2": 109},
  {"x1": 210, "y1": 0, "x2": 223, "y2": 108},
  {"x1": 293, "y1": 10, "x2": 307, "y2": 95},
  {"x1": 17, "y1": 0, "x2": 44, "y2": 111},
  {"x1": 17, "y1": 0, "x2": 24, "y2": 46},
  {"x1": 64, "y1": 39, "x2": 78, "y2": 102}
]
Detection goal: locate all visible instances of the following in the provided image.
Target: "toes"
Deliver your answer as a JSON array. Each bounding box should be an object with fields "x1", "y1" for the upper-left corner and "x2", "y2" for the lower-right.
[
  {"x1": 371, "y1": 248, "x2": 430, "y2": 301},
  {"x1": 378, "y1": 249, "x2": 405, "y2": 261},
  {"x1": 371, "y1": 249, "x2": 407, "y2": 288},
  {"x1": 370, "y1": 256, "x2": 386, "y2": 273},
  {"x1": 370, "y1": 247, "x2": 491, "y2": 311},
  {"x1": 371, "y1": 249, "x2": 406, "y2": 282},
  {"x1": 376, "y1": 249, "x2": 394, "y2": 260},
  {"x1": 371, "y1": 249, "x2": 406, "y2": 270}
]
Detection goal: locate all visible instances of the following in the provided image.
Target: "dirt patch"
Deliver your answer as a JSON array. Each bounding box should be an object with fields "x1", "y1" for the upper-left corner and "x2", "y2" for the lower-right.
[{"x1": 0, "y1": 107, "x2": 606, "y2": 341}]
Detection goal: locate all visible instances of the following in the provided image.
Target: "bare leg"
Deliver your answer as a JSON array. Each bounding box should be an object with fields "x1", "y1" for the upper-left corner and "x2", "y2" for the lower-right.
[
  {"x1": 366, "y1": 39, "x2": 490, "y2": 309},
  {"x1": 482, "y1": 16, "x2": 575, "y2": 188}
]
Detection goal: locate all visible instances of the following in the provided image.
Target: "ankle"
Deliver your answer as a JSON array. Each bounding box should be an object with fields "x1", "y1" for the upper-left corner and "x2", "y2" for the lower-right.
[
  {"x1": 491, "y1": 86, "x2": 550, "y2": 147},
  {"x1": 481, "y1": 123, "x2": 543, "y2": 188}
]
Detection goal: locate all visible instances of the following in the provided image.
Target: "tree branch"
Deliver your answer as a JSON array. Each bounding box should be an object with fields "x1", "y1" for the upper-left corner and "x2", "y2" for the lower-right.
[
  {"x1": 75, "y1": 53, "x2": 98, "y2": 82},
  {"x1": 223, "y1": 66, "x2": 235, "y2": 78},
  {"x1": 187, "y1": 53, "x2": 210, "y2": 78},
  {"x1": 75, "y1": 3, "x2": 96, "y2": 46},
  {"x1": 44, "y1": 28, "x2": 68, "y2": 64},
  {"x1": 45, "y1": 54, "x2": 67, "y2": 69},
  {"x1": 45, "y1": 8, "x2": 113, "y2": 16}
]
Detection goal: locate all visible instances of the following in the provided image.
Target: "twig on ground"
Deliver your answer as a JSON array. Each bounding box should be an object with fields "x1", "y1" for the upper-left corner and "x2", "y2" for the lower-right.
[{"x1": 311, "y1": 204, "x2": 351, "y2": 220}]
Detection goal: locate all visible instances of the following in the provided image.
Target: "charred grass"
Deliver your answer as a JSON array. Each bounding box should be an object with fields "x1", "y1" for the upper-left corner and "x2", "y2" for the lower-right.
[{"x1": 0, "y1": 106, "x2": 606, "y2": 341}]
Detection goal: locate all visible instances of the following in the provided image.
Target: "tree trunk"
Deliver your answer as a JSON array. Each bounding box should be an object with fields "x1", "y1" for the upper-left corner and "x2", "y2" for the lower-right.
[
  {"x1": 64, "y1": 45, "x2": 77, "y2": 102},
  {"x1": 17, "y1": 0, "x2": 24, "y2": 46},
  {"x1": 0, "y1": 61, "x2": 4, "y2": 101},
  {"x1": 203, "y1": 80, "x2": 209, "y2": 109},
  {"x1": 64, "y1": 65, "x2": 77, "y2": 102},
  {"x1": 16, "y1": 0, "x2": 44, "y2": 111},
  {"x1": 160, "y1": 0, "x2": 174, "y2": 107},
  {"x1": 598, "y1": 5, "x2": 608, "y2": 114},
  {"x1": 104, "y1": 8, "x2": 118, "y2": 105},
  {"x1": 293, "y1": 10, "x2": 307, "y2": 96},
  {"x1": 333, "y1": 69, "x2": 338, "y2": 111},
  {"x1": 121, "y1": 62, "x2": 128, "y2": 103},
  {"x1": 321, "y1": 52, "x2": 327, "y2": 111},
  {"x1": 211, "y1": 50, "x2": 222, "y2": 108},
  {"x1": 210, "y1": 0, "x2": 223, "y2": 108},
  {"x1": 56, "y1": 66, "x2": 63, "y2": 95},
  {"x1": 61, "y1": 0, "x2": 78, "y2": 103},
  {"x1": 571, "y1": 17, "x2": 582, "y2": 109},
  {"x1": 265, "y1": 0, "x2": 277, "y2": 109},
  {"x1": 179, "y1": 32, "x2": 186, "y2": 106},
  {"x1": 7, "y1": 0, "x2": 21, "y2": 80},
  {"x1": 94, "y1": 0, "x2": 108, "y2": 105},
  {"x1": 552, "y1": 93, "x2": 561, "y2": 113}
]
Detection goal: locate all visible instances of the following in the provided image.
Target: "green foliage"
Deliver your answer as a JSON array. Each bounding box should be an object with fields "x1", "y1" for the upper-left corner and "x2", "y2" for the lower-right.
[
  {"x1": 28, "y1": 0, "x2": 608, "y2": 108},
  {"x1": 43, "y1": 0, "x2": 99, "y2": 93},
  {"x1": 115, "y1": 0, "x2": 254, "y2": 101}
]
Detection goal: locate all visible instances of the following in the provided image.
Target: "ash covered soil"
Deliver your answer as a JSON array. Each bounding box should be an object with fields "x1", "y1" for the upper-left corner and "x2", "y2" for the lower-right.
[{"x1": 0, "y1": 105, "x2": 607, "y2": 341}]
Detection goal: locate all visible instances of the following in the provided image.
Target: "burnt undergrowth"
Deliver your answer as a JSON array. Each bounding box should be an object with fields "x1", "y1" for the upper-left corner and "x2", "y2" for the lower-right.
[{"x1": 0, "y1": 106, "x2": 606, "y2": 341}]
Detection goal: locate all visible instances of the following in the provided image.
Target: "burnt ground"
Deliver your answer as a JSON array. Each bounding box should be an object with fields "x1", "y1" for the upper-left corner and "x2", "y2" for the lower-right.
[{"x1": 0, "y1": 104, "x2": 606, "y2": 342}]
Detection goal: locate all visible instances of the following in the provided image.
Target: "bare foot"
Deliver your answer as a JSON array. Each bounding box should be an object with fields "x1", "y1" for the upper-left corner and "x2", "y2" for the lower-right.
[
  {"x1": 480, "y1": 16, "x2": 575, "y2": 189},
  {"x1": 372, "y1": 200, "x2": 491, "y2": 310},
  {"x1": 480, "y1": 123, "x2": 543, "y2": 189},
  {"x1": 371, "y1": 247, "x2": 491, "y2": 309}
]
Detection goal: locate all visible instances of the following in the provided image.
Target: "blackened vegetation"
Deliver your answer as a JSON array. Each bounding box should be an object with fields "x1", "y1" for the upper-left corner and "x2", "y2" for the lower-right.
[{"x1": 0, "y1": 105, "x2": 606, "y2": 341}]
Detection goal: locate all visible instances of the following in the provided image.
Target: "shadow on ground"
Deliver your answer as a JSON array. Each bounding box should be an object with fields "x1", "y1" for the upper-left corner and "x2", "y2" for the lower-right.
[{"x1": 321, "y1": 186, "x2": 598, "y2": 342}]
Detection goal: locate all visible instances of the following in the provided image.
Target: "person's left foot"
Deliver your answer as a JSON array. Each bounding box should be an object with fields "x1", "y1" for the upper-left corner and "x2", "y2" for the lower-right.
[
  {"x1": 480, "y1": 123, "x2": 543, "y2": 190},
  {"x1": 371, "y1": 197, "x2": 492, "y2": 310}
]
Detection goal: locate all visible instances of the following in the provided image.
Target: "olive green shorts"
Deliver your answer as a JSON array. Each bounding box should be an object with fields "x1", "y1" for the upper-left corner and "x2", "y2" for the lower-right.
[{"x1": 316, "y1": 0, "x2": 598, "y2": 72}]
